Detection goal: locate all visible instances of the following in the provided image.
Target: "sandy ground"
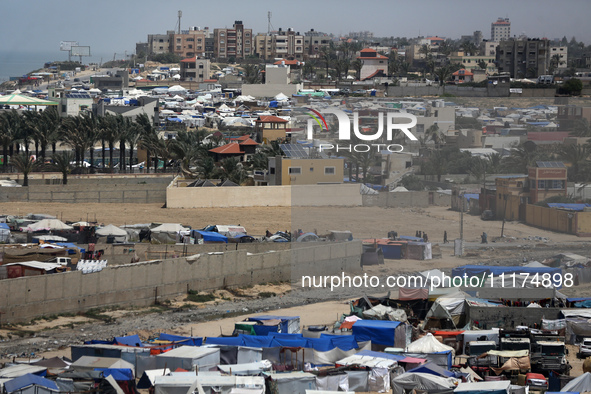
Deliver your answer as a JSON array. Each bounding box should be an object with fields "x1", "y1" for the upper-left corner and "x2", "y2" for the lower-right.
[{"x1": 1, "y1": 203, "x2": 584, "y2": 243}]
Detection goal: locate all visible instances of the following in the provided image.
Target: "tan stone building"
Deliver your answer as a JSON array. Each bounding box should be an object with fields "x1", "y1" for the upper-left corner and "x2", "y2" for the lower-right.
[
  {"x1": 214, "y1": 21, "x2": 253, "y2": 60},
  {"x1": 268, "y1": 157, "x2": 344, "y2": 185}
]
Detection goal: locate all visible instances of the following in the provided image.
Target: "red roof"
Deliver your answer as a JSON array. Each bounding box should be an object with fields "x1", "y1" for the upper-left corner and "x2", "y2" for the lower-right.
[
  {"x1": 527, "y1": 131, "x2": 569, "y2": 142},
  {"x1": 209, "y1": 142, "x2": 243, "y2": 154},
  {"x1": 236, "y1": 135, "x2": 251, "y2": 141},
  {"x1": 273, "y1": 59, "x2": 300, "y2": 65},
  {"x1": 426, "y1": 36, "x2": 444, "y2": 41},
  {"x1": 238, "y1": 137, "x2": 258, "y2": 146},
  {"x1": 203, "y1": 79, "x2": 217, "y2": 82},
  {"x1": 453, "y1": 69, "x2": 474, "y2": 76},
  {"x1": 357, "y1": 48, "x2": 388, "y2": 60},
  {"x1": 256, "y1": 115, "x2": 288, "y2": 123},
  {"x1": 181, "y1": 57, "x2": 196, "y2": 63}
]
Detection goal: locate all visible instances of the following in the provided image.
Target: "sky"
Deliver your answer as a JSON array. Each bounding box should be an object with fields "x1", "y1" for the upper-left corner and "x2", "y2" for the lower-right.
[{"x1": 2, "y1": 0, "x2": 590, "y2": 62}]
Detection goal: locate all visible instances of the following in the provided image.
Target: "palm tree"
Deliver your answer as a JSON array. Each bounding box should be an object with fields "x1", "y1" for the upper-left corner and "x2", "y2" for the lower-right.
[
  {"x1": 36, "y1": 107, "x2": 61, "y2": 161},
  {"x1": 98, "y1": 114, "x2": 119, "y2": 170},
  {"x1": 125, "y1": 121, "x2": 142, "y2": 172},
  {"x1": 196, "y1": 153, "x2": 216, "y2": 179},
  {"x1": 426, "y1": 124, "x2": 443, "y2": 148},
  {"x1": 0, "y1": 110, "x2": 21, "y2": 172},
  {"x1": 351, "y1": 59, "x2": 363, "y2": 80},
  {"x1": 10, "y1": 154, "x2": 40, "y2": 187},
  {"x1": 218, "y1": 157, "x2": 246, "y2": 184},
  {"x1": 558, "y1": 144, "x2": 589, "y2": 181},
  {"x1": 243, "y1": 64, "x2": 262, "y2": 84},
  {"x1": 461, "y1": 41, "x2": 478, "y2": 56},
  {"x1": 51, "y1": 151, "x2": 74, "y2": 185},
  {"x1": 135, "y1": 113, "x2": 157, "y2": 172},
  {"x1": 502, "y1": 144, "x2": 539, "y2": 174}
]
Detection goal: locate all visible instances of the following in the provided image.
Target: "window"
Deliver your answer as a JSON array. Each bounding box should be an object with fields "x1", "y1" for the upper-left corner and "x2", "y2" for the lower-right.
[
  {"x1": 552, "y1": 180, "x2": 565, "y2": 189},
  {"x1": 270, "y1": 167, "x2": 276, "y2": 174},
  {"x1": 289, "y1": 167, "x2": 301, "y2": 175},
  {"x1": 324, "y1": 167, "x2": 335, "y2": 175},
  {"x1": 538, "y1": 180, "x2": 546, "y2": 189}
]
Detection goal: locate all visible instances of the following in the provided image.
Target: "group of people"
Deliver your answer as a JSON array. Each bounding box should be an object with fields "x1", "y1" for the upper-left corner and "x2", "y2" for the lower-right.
[{"x1": 415, "y1": 230, "x2": 429, "y2": 242}]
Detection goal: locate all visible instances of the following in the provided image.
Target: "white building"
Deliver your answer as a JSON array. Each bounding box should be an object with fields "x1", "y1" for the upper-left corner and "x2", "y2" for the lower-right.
[
  {"x1": 357, "y1": 48, "x2": 389, "y2": 80},
  {"x1": 491, "y1": 18, "x2": 510, "y2": 42}
]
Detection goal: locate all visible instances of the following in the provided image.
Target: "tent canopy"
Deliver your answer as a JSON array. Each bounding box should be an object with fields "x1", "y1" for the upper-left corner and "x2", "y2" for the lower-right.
[
  {"x1": 0, "y1": 93, "x2": 58, "y2": 106},
  {"x1": 24, "y1": 219, "x2": 73, "y2": 232},
  {"x1": 96, "y1": 224, "x2": 128, "y2": 237}
]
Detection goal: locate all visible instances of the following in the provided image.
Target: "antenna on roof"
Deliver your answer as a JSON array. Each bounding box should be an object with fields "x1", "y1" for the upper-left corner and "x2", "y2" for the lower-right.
[
  {"x1": 267, "y1": 11, "x2": 274, "y2": 35},
  {"x1": 177, "y1": 10, "x2": 182, "y2": 34}
]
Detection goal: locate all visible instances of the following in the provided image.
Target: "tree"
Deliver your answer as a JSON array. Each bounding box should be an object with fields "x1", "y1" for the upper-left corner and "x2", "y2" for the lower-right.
[
  {"x1": 217, "y1": 157, "x2": 246, "y2": 184},
  {"x1": 461, "y1": 41, "x2": 478, "y2": 56},
  {"x1": 51, "y1": 151, "x2": 74, "y2": 185},
  {"x1": 477, "y1": 60, "x2": 487, "y2": 70},
  {"x1": 243, "y1": 64, "x2": 262, "y2": 84},
  {"x1": 0, "y1": 110, "x2": 21, "y2": 172},
  {"x1": 434, "y1": 64, "x2": 455, "y2": 86},
  {"x1": 560, "y1": 78, "x2": 583, "y2": 96},
  {"x1": 98, "y1": 114, "x2": 119, "y2": 170},
  {"x1": 572, "y1": 118, "x2": 591, "y2": 137},
  {"x1": 502, "y1": 144, "x2": 539, "y2": 174},
  {"x1": 558, "y1": 144, "x2": 589, "y2": 182},
  {"x1": 424, "y1": 150, "x2": 447, "y2": 182},
  {"x1": 351, "y1": 59, "x2": 363, "y2": 80},
  {"x1": 10, "y1": 154, "x2": 40, "y2": 187}
]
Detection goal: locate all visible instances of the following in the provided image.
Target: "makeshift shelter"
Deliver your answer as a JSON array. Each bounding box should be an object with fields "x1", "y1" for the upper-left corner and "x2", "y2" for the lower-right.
[
  {"x1": 406, "y1": 242, "x2": 432, "y2": 260},
  {"x1": 137, "y1": 369, "x2": 171, "y2": 389},
  {"x1": 153, "y1": 374, "x2": 198, "y2": 394},
  {"x1": 155, "y1": 346, "x2": 220, "y2": 371},
  {"x1": 245, "y1": 315, "x2": 300, "y2": 334},
  {"x1": 0, "y1": 223, "x2": 10, "y2": 242},
  {"x1": 352, "y1": 320, "x2": 408, "y2": 348},
  {"x1": 561, "y1": 372, "x2": 591, "y2": 393},
  {"x1": 490, "y1": 356, "x2": 531, "y2": 375},
  {"x1": 405, "y1": 333, "x2": 455, "y2": 369},
  {"x1": 23, "y1": 219, "x2": 73, "y2": 232},
  {"x1": 264, "y1": 372, "x2": 316, "y2": 394},
  {"x1": 217, "y1": 360, "x2": 272, "y2": 376},
  {"x1": 455, "y1": 381, "x2": 511, "y2": 394},
  {"x1": 0, "y1": 365, "x2": 47, "y2": 379},
  {"x1": 423, "y1": 289, "x2": 471, "y2": 328},
  {"x1": 391, "y1": 372, "x2": 458, "y2": 394},
  {"x1": 70, "y1": 357, "x2": 135, "y2": 376},
  {"x1": 191, "y1": 230, "x2": 228, "y2": 243},
  {"x1": 96, "y1": 225, "x2": 128, "y2": 243},
  {"x1": 150, "y1": 223, "x2": 189, "y2": 244},
  {"x1": 4, "y1": 374, "x2": 59, "y2": 394}
]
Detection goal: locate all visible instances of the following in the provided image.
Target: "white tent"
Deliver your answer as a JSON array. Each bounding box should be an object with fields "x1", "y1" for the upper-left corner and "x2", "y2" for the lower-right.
[
  {"x1": 71, "y1": 356, "x2": 135, "y2": 376},
  {"x1": 561, "y1": 372, "x2": 591, "y2": 392},
  {"x1": 23, "y1": 219, "x2": 73, "y2": 232},
  {"x1": 406, "y1": 333, "x2": 455, "y2": 356},
  {"x1": 168, "y1": 85, "x2": 187, "y2": 92},
  {"x1": 455, "y1": 380, "x2": 511, "y2": 394},
  {"x1": 274, "y1": 92, "x2": 289, "y2": 101},
  {"x1": 96, "y1": 224, "x2": 128, "y2": 243}
]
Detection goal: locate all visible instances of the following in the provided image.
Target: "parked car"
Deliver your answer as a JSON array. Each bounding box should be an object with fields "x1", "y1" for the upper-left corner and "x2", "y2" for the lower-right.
[
  {"x1": 481, "y1": 210, "x2": 494, "y2": 220},
  {"x1": 579, "y1": 338, "x2": 591, "y2": 358},
  {"x1": 525, "y1": 373, "x2": 548, "y2": 391}
]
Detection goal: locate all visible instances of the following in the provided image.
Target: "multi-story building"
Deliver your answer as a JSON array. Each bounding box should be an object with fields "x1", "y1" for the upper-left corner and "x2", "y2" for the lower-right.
[
  {"x1": 357, "y1": 48, "x2": 388, "y2": 80},
  {"x1": 180, "y1": 57, "x2": 210, "y2": 82},
  {"x1": 491, "y1": 18, "x2": 511, "y2": 42},
  {"x1": 147, "y1": 34, "x2": 171, "y2": 56},
  {"x1": 347, "y1": 31, "x2": 374, "y2": 40},
  {"x1": 479, "y1": 40, "x2": 498, "y2": 56},
  {"x1": 303, "y1": 29, "x2": 332, "y2": 59},
  {"x1": 449, "y1": 53, "x2": 497, "y2": 74},
  {"x1": 254, "y1": 28, "x2": 305, "y2": 60},
  {"x1": 169, "y1": 27, "x2": 210, "y2": 59},
  {"x1": 496, "y1": 38, "x2": 551, "y2": 78},
  {"x1": 557, "y1": 105, "x2": 591, "y2": 131},
  {"x1": 213, "y1": 21, "x2": 253, "y2": 60},
  {"x1": 550, "y1": 46, "x2": 568, "y2": 69},
  {"x1": 268, "y1": 156, "x2": 345, "y2": 185}
]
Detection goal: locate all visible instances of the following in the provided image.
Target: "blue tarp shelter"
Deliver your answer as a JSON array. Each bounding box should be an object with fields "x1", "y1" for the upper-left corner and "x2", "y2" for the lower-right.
[
  {"x1": 548, "y1": 203, "x2": 591, "y2": 211},
  {"x1": 193, "y1": 230, "x2": 228, "y2": 243},
  {"x1": 94, "y1": 368, "x2": 134, "y2": 380},
  {"x1": 157, "y1": 333, "x2": 203, "y2": 346},
  {"x1": 352, "y1": 320, "x2": 401, "y2": 347},
  {"x1": 356, "y1": 349, "x2": 405, "y2": 361},
  {"x1": 4, "y1": 374, "x2": 58, "y2": 393},
  {"x1": 407, "y1": 361, "x2": 455, "y2": 377},
  {"x1": 247, "y1": 315, "x2": 299, "y2": 333},
  {"x1": 114, "y1": 335, "x2": 144, "y2": 347}
]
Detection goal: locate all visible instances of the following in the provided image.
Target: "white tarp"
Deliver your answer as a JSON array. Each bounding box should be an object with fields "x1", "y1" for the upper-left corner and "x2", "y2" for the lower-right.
[
  {"x1": 362, "y1": 305, "x2": 407, "y2": 322},
  {"x1": 392, "y1": 372, "x2": 458, "y2": 394},
  {"x1": 23, "y1": 219, "x2": 73, "y2": 232},
  {"x1": 156, "y1": 346, "x2": 220, "y2": 371},
  {"x1": 406, "y1": 333, "x2": 455, "y2": 357},
  {"x1": 313, "y1": 341, "x2": 371, "y2": 365},
  {"x1": 217, "y1": 360, "x2": 272, "y2": 376},
  {"x1": 561, "y1": 372, "x2": 591, "y2": 392},
  {"x1": 265, "y1": 372, "x2": 317, "y2": 394},
  {"x1": 369, "y1": 367, "x2": 390, "y2": 393},
  {"x1": 456, "y1": 380, "x2": 511, "y2": 394},
  {"x1": 96, "y1": 224, "x2": 128, "y2": 242},
  {"x1": 315, "y1": 375, "x2": 349, "y2": 392}
]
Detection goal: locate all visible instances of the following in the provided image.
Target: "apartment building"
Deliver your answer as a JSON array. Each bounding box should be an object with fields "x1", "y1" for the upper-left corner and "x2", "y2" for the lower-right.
[
  {"x1": 491, "y1": 18, "x2": 510, "y2": 42},
  {"x1": 180, "y1": 57, "x2": 211, "y2": 82},
  {"x1": 255, "y1": 28, "x2": 305, "y2": 60},
  {"x1": 147, "y1": 34, "x2": 171, "y2": 55},
  {"x1": 550, "y1": 46, "x2": 568, "y2": 69},
  {"x1": 496, "y1": 38, "x2": 551, "y2": 78},
  {"x1": 303, "y1": 29, "x2": 332, "y2": 59},
  {"x1": 169, "y1": 28, "x2": 211, "y2": 59},
  {"x1": 213, "y1": 21, "x2": 253, "y2": 60}
]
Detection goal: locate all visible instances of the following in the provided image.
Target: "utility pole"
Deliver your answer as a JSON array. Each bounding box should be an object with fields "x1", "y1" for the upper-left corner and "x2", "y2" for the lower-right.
[
  {"x1": 458, "y1": 191, "x2": 464, "y2": 256},
  {"x1": 177, "y1": 10, "x2": 182, "y2": 34},
  {"x1": 501, "y1": 193, "x2": 508, "y2": 237}
]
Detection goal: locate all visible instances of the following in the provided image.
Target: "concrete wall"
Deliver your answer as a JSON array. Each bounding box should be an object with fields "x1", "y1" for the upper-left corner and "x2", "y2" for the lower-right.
[
  {"x1": 362, "y1": 191, "x2": 451, "y2": 208},
  {"x1": 0, "y1": 182, "x2": 169, "y2": 204},
  {"x1": 525, "y1": 204, "x2": 591, "y2": 237},
  {"x1": 467, "y1": 305, "x2": 562, "y2": 328},
  {"x1": 242, "y1": 83, "x2": 300, "y2": 98},
  {"x1": 167, "y1": 184, "x2": 362, "y2": 208},
  {"x1": 0, "y1": 241, "x2": 362, "y2": 323},
  {"x1": 387, "y1": 85, "x2": 558, "y2": 98}
]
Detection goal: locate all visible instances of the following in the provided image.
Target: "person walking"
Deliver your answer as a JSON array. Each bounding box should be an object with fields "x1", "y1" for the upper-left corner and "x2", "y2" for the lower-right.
[{"x1": 443, "y1": 231, "x2": 448, "y2": 244}]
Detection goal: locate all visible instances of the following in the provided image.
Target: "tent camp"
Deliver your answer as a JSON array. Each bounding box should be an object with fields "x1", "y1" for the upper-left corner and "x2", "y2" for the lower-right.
[
  {"x1": 156, "y1": 346, "x2": 220, "y2": 371},
  {"x1": 264, "y1": 372, "x2": 316, "y2": 394},
  {"x1": 0, "y1": 223, "x2": 10, "y2": 242},
  {"x1": 4, "y1": 374, "x2": 60, "y2": 394},
  {"x1": 244, "y1": 315, "x2": 300, "y2": 334},
  {"x1": 96, "y1": 225, "x2": 128, "y2": 243},
  {"x1": 391, "y1": 372, "x2": 458, "y2": 394},
  {"x1": 70, "y1": 356, "x2": 135, "y2": 376},
  {"x1": 191, "y1": 230, "x2": 228, "y2": 243}
]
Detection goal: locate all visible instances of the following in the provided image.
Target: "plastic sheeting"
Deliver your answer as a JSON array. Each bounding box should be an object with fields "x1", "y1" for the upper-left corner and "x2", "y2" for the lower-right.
[
  {"x1": 399, "y1": 287, "x2": 429, "y2": 300},
  {"x1": 369, "y1": 367, "x2": 390, "y2": 393},
  {"x1": 362, "y1": 305, "x2": 408, "y2": 322},
  {"x1": 217, "y1": 360, "x2": 272, "y2": 375},
  {"x1": 490, "y1": 356, "x2": 531, "y2": 375},
  {"x1": 561, "y1": 372, "x2": 591, "y2": 393},
  {"x1": 265, "y1": 372, "x2": 317, "y2": 394},
  {"x1": 352, "y1": 320, "x2": 401, "y2": 347},
  {"x1": 406, "y1": 334, "x2": 455, "y2": 356},
  {"x1": 315, "y1": 375, "x2": 349, "y2": 392},
  {"x1": 392, "y1": 372, "x2": 457, "y2": 394},
  {"x1": 455, "y1": 380, "x2": 511, "y2": 394},
  {"x1": 155, "y1": 346, "x2": 220, "y2": 371}
]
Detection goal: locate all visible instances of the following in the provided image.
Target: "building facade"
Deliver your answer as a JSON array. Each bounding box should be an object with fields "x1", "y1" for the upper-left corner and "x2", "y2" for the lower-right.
[
  {"x1": 213, "y1": 21, "x2": 253, "y2": 60},
  {"x1": 169, "y1": 28, "x2": 210, "y2": 59},
  {"x1": 357, "y1": 48, "x2": 389, "y2": 80},
  {"x1": 496, "y1": 38, "x2": 551, "y2": 78},
  {"x1": 180, "y1": 57, "x2": 211, "y2": 82},
  {"x1": 254, "y1": 28, "x2": 305, "y2": 60},
  {"x1": 147, "y1": 34, "x2": 171, "y2": 55},
  {"x1": 303, "y1": 29, "x2": 332, "y2": 59},
  {"x1": 268, "y1": 157, "x2": 344, "y2": 185},
  {"x1": 550, "y1": 46, "x2": 568, "y2": 69},
  {"x1": 491, "y1": 18, "x2": 511, "y2": 42}
]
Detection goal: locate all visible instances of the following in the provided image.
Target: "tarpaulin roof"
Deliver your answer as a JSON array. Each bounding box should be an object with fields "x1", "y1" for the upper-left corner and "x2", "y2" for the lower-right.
[
  {"x1": 407, "y1": 361, "x2": 455, "y2": 377},
  {"x1": 406, "y1": 334, "x2": 455, "y2": 356},
  {"x1": 455, "y1": 380, "x2": 511, "y2": 394},
  {"x1": 4, "y1": 374, "x2": 58, "y2": 393},
  {"x1": 157, "y1": 333, "x2": 203, "y2": 346},
  {"x1": 114, "y1": 335, "x2": 144, "y2": 347},
  {"x1": 392, "y1": 372, "x2": 458, "y2": 394},
  {"x1": 95, "y1": 368, "x2": 134, "y2": 381},
  {"x1": 352, "y1": 320, "x2": 401, "y2": 346},
  {"x1": 548, "y1": 203, "x2": 591, "y2": 211},
  {"x1": 193, "y1": 230, "x2": 228, "y2": 243}
]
